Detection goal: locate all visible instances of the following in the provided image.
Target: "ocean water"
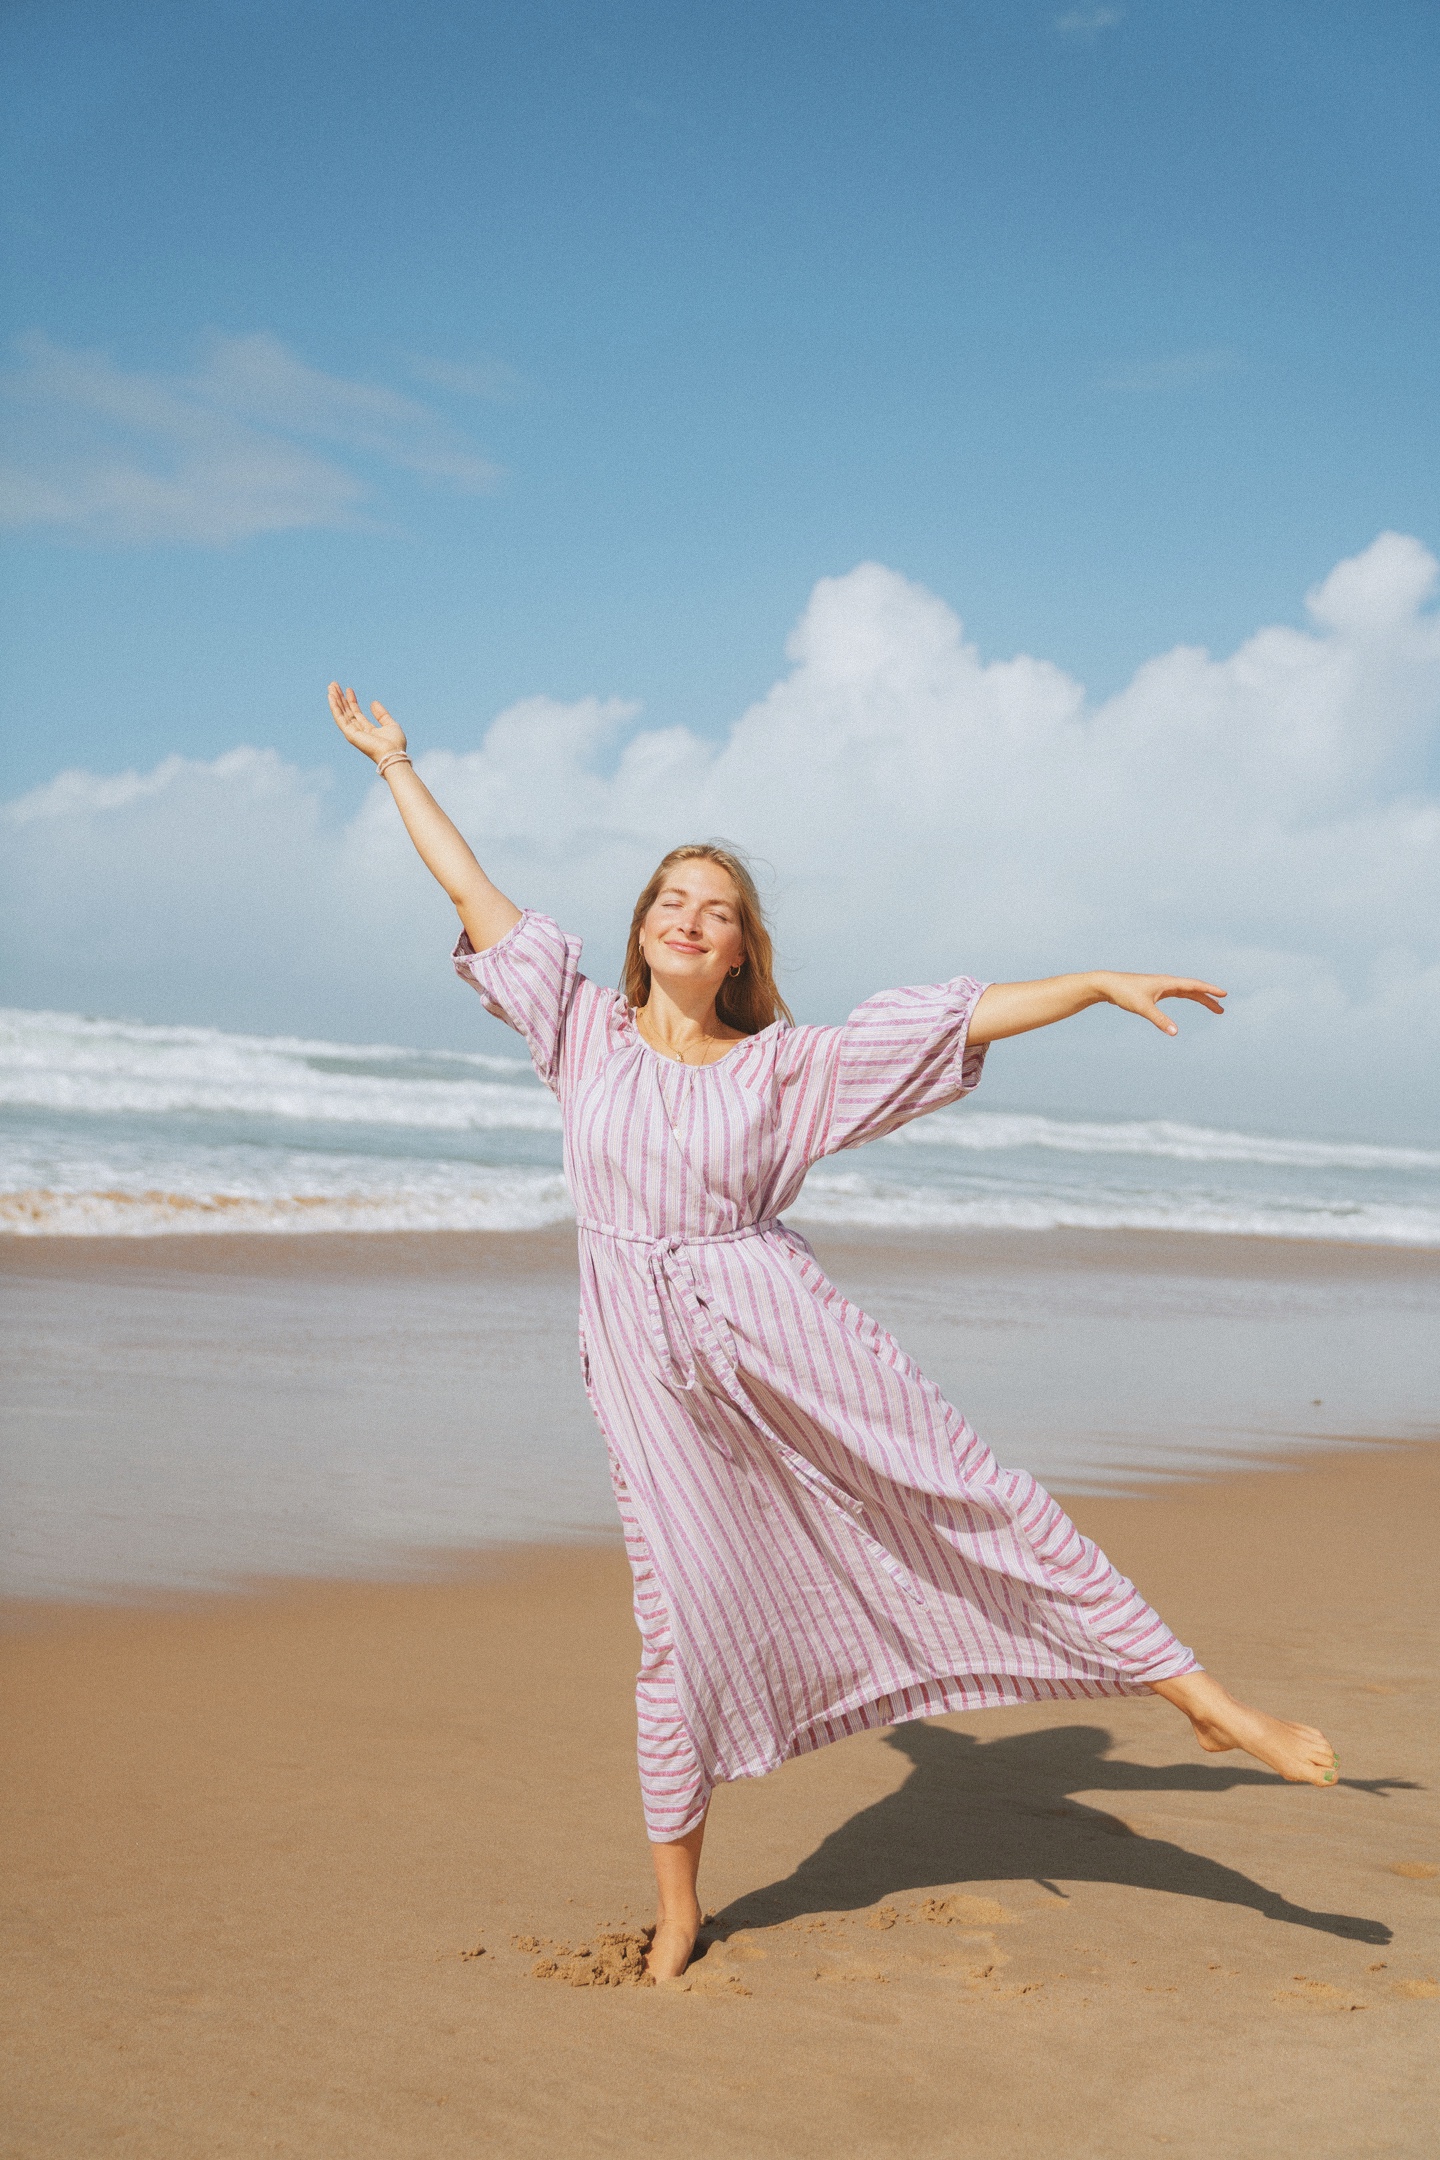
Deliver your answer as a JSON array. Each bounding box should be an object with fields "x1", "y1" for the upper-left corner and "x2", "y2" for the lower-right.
[
  {"x1": 5, "y1": 1007, "x2": 1439, "y2": 1598},
  {"x1": 2, "y1": 1005, "x2": 1438, "y2": 1245}
]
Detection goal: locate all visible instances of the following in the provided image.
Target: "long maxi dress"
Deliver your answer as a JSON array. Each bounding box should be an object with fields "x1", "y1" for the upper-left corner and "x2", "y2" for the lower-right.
[{"x1": 456, "y1": 911, "x2": 1199, "y2": 1840}]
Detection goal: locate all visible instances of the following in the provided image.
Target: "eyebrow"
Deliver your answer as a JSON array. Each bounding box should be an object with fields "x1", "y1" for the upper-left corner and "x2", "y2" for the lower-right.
[{"x1": 660, "y1": 885, "x2": 734, "y2": 909}]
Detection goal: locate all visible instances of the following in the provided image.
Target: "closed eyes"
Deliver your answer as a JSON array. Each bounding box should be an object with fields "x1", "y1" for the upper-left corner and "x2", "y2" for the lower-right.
[{"x1": 660, "y1": 895, "x2": 734, "y2": 922}]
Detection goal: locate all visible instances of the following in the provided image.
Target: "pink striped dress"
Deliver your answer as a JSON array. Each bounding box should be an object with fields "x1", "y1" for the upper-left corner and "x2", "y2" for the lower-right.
[{"x1": 456, "y1": 912, "x2": 1198, "y2": 1839}]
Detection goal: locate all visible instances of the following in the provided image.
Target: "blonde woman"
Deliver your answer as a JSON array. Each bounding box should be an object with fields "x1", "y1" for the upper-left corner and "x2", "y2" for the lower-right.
[{"x1": 330, "y1": 684, "x2": 1338, "y2": 1981}]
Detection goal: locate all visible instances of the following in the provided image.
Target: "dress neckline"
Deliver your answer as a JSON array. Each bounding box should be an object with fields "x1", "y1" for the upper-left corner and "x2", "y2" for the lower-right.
[{"x1": 622, "y1": 1004, "x2": 777, "y2": 1071}]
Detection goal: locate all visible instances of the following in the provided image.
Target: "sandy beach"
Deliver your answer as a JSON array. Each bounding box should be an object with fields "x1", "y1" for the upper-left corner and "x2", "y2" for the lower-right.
[
  {"x1": 8, "y1": 0, "x2": 1439, "y2": 2148},
  {"x1": 2, "y1": 1432, "x2": 1437, "y2": 2158}
]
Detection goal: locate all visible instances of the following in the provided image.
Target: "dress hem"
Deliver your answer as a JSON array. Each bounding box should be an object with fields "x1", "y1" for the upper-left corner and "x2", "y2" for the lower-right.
[{"x1": 702, "y1": 1652, "x2": 1203, "y2": 1792}]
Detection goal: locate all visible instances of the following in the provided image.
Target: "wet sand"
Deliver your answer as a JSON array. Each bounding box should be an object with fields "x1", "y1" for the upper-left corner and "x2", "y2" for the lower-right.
[
  {"x1": 4, "y1": 1226, "x2": 1438, "y2": 1597},
  {"x1": 2, "y1": 1442, "x2": 1437, "y2": 2159}
]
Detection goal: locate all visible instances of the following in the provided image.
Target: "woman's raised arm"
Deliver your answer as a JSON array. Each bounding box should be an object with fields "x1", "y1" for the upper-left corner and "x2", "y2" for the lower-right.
[
  {"x1": 968, "y1": 971, "x2": 1226, "y2": 1046},
  {"x1": 328, "y1": 684, "x2": 522, "y2": 953}
]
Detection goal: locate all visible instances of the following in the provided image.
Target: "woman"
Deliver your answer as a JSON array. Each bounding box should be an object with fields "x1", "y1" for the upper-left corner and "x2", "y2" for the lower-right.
[{"x1": 329, "y1": 683, "x2": 1339, "y2": 1982}]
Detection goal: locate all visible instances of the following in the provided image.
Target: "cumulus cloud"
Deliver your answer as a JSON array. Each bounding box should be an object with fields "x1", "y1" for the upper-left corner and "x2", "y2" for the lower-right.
[
  {"x1": 3, "y1": 535, "x2": 1438, "y2": 1137},
  {"x1": 0, "y1": 331, "x2": 501, "y2": 544}
]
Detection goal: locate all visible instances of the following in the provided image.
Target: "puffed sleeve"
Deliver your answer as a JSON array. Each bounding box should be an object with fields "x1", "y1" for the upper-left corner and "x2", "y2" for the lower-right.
[
  {"x1": 452, "y1": 909, "x2": 585, "y2": 1096},
  {"x1": 777, "y1": 975, "x2": 989, "y2": 1165}
]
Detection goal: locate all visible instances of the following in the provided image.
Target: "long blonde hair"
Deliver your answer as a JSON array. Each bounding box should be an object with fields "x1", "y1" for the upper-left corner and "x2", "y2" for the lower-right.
[{"x1": 623, "y1": 842, "x2": 793, "y2": 1035}]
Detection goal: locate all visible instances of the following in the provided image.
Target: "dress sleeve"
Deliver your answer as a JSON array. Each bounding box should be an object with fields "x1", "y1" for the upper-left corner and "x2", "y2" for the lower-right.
[
  {"x1": 781, "y1": 975, "x2": 990, "y2": 1163},
  {"x1": 451, "y1": 909, "x2": 585, "y2": 1096}
]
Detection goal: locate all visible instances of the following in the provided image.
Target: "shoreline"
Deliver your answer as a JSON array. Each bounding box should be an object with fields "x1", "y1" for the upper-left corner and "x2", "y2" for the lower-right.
[
  {"x1": 2, "y1": 1439, "x2": 1436, "y2": 2157},
  {"x1": 0, "y1": 1437, "x2": 1428, "y2": 1625},
  {"x1": 6, "y1": 1219, "x2": 1440, "y2": 1281},
  {"x1": 6, "y1": 1224, "x2": 1437, "y2": 1604}
]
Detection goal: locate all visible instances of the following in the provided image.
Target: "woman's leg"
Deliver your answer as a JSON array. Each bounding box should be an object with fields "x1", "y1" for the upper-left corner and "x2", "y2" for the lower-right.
[
  {"x1": 636, "y1": 1682, "x2": 711, "y2": 1976},
  {"x1": 1152, "y1": 1671, "x2": 1338, "y2": 1784},
  {"x1": 649, "y1": 1813, "x2": 709, "y2": 1980},
  {"x1": 612, "y1": 1463, "x2": 714, "y2": 1973}
]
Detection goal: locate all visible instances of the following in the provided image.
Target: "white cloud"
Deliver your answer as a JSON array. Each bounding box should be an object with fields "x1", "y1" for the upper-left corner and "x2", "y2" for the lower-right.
[
  {"x1": 0, "y1": 331, "x2": 502, "y2": 544},
  {"x1": 407, "y1": 353, "x2": 528, "y2": 402},
  {"x1": 1055, "y1": 7, "x2": 1122, "y2": 38},
  {"x1": 3, "y1": 534, "x2": 1438, "y2": 1137}
]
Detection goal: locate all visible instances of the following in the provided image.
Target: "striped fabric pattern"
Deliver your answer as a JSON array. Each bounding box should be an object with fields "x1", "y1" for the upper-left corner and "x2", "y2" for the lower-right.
[{"x1": 456, "y1": 911, "x2": 1197, "y2": 1840}]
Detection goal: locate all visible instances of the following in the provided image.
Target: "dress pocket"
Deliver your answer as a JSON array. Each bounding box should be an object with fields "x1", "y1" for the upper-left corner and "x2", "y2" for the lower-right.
[{"x1": 767, "y1": 1437, "x2": 931, "y2": 1610}]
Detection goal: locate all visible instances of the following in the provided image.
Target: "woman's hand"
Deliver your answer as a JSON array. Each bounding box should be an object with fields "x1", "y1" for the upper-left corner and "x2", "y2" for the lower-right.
[
  {"x1": 969, "y1": 971, "x2": 1226, "y2": 1045},
  {"x1": 328, "y1": 682, "x2": 406, "y2": 764},
  {"x1": 1091, "y1": 972, "x2": 1227, "y2": 1037},
  {"x1": 323, "y1": 678, "x2": 522, "y2": 952}
]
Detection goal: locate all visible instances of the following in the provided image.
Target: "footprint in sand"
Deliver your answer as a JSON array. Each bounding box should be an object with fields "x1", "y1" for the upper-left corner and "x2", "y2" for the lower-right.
[
  {"x1": 668, "y1": 1945, "x2": 756, "y2": 1998},
  {"x1": 1391, "y1": 1978, "x2": 1440, "y2": 2000},
  {"x1": 673, "y1": 1970, "x2": 754, "y2": 1998},
  {"x1": 653, "y1": 1932, "x2": 765, "y2": 1997},
  {"x1": 1275, "y1": 1976, "x2": 1366, "y2": 2012},
  {"x1": 801, "y1": 1899, "x2": 1020, "y2": 1988},
  {"x1": 911, "y1": 1894, "x2": 1018, "y2": 1928},
  {"x1": 1388, "y1": 1862, "x2": 1437, "y2": 1880}
]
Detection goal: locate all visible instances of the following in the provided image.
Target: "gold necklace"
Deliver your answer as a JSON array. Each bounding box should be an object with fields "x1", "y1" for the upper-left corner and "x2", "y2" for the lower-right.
[{"x1": 637, "y1": 1014, "x2": 728, "y2": 1065}]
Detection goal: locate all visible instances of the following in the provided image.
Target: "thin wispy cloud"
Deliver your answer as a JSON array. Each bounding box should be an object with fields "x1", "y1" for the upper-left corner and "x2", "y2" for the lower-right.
[
  {"x1": 408, "y1": 354, "x2": 528, "y2": 402},
  {"x1": 0, "y1": 332, "x2": 503, "y2": 546},
  {"x1": 1055, "y1": 7, "x2": 1122, "y2": 38},
  {"x1": 1099, "y1": 348, "x2": 1242, "y2": 393}
]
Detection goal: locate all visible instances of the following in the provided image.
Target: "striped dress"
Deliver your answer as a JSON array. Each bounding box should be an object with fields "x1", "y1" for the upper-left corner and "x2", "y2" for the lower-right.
[{"x1": 456, "y1": 911, "x2": 1197, "y2": 1840}]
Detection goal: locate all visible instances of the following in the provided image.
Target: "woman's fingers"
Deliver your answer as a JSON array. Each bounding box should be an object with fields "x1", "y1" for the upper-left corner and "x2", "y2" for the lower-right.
[
  {"x1": 1105, "y1": 980, "x2": 1223, "y2": 1034},
  {"x1": 328, "y1": 680, "x2": 388, "y2": 760},
  {"x1": 1136, "y1": 978, "x2": 1228, "y2": 1033},
  {"x1": 1156, "y1": 981, "x2": 1228, "y2": 1016},
  {"x1": 329, "y1": 683, "x2": 359, "y2": 734}
]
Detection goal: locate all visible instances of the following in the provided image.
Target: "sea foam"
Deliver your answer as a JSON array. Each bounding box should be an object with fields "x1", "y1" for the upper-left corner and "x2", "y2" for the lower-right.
[{"x1": 2, "y1": 1006, "x2": 1436, "y2": 1243}]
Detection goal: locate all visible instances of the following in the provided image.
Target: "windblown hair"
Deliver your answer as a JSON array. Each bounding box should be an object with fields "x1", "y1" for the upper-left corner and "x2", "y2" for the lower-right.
[{"x1": 623, "y1": 842, "x2": 793, "y2": 1036}]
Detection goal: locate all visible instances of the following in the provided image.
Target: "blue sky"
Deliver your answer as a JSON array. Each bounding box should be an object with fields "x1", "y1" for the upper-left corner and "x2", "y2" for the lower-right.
[
  {"x1": 3, "y1": 1, "x2": 1440, "y2": 1140},
  {"x1": 4, "y1": 0, "x2": 1438, "y2": 794}
]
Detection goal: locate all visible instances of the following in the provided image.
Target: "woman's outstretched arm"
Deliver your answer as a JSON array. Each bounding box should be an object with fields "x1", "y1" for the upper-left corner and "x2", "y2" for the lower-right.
[
  {"x1": 328, "y1": 685, "x2": 522, "y2": 953},
  {"x1": 968, "y1": 971, "x2": 1226, "y2": 1046}
]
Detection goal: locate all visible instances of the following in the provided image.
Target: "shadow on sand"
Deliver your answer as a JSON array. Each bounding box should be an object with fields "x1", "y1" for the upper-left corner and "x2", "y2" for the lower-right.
[{"x1": 713, "y1": 1722, "x2": 1408, "y2": 1947}]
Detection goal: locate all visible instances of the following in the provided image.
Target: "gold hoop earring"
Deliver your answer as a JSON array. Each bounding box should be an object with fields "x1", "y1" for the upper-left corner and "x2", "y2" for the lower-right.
[{"x1": 728, "y1": 961, "x2": 743, "y2": 978}]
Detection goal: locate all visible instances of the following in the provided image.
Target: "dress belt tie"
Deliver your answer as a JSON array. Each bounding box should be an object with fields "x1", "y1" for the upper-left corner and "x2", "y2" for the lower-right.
[
  {"x1": 573, "y1": 1215, "x2": 928, "y2": 1606},
  {"x1": 574, "y1": 1217, "x2": 781, "y2": 1392}
]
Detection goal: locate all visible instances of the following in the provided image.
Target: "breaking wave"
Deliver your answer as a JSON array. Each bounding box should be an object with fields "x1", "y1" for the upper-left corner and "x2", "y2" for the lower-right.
[{"x1": 3, "y1": 1006, "x2": 1436, "y2": 1243}]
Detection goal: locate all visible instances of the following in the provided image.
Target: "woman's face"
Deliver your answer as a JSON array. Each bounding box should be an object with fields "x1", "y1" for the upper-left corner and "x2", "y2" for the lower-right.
[{"x1": 640, "y1": 861, "x2": 744, "y2": 1006}]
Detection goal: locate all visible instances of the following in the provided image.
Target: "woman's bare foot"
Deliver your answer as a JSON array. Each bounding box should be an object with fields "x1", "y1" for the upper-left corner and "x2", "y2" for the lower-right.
[
  {"x1": 1152, "y1": 1671, "x2": 1338, "y2": 1786},
  {"x1": 646, "y1": 1815, "x2": 708, "y2": 1980},
  {"x1": 646, "y1": 1900, "x2": 702, "y2": 1982}
]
